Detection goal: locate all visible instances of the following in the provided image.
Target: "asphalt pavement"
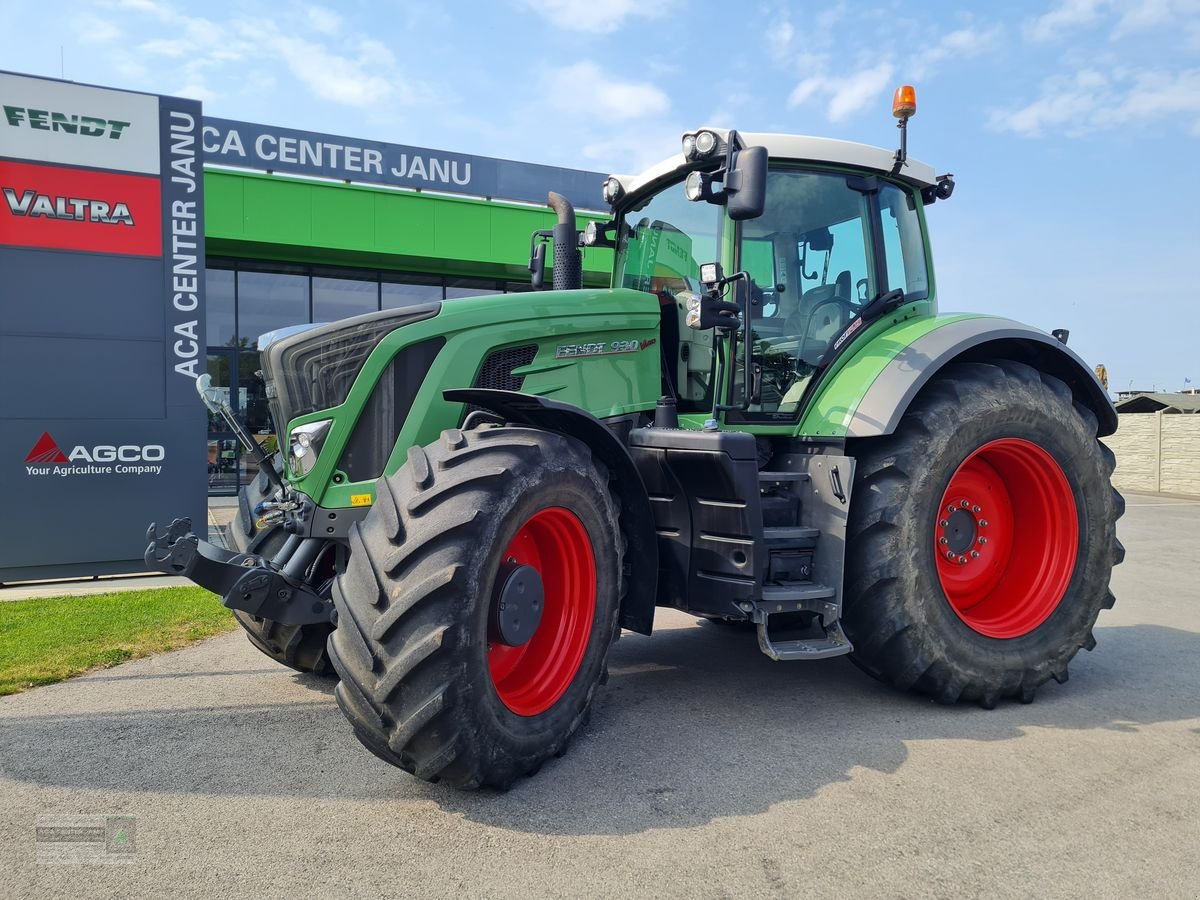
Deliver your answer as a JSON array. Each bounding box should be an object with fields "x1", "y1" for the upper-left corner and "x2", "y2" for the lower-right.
[{"x1": 0, "y1": 495, "x2": 1197, "y2": 898}]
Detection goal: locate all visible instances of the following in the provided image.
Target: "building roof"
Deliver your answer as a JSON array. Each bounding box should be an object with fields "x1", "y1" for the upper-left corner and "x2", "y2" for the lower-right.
[{"x1": 1115, "y1": 392, "x2": 1200, "y2": 414}]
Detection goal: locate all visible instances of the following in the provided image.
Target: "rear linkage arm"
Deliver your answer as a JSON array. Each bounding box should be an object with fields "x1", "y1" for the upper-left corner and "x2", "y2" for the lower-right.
[{"x1": 144, "y1": 518, "x2": 334, "y2": 625}]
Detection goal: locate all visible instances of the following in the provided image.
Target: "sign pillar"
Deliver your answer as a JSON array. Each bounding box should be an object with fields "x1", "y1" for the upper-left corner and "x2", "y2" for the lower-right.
[{"x1": 0, "y1": 71, "x2": 206, "y2": 582}]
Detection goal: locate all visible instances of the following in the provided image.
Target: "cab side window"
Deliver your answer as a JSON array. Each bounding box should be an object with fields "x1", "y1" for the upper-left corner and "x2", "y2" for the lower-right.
[{"x1": 879, "y1": 184, "x2": 929, "y2": 298}]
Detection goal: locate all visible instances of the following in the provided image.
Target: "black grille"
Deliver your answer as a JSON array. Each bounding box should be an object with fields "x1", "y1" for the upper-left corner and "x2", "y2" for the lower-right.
[
  {"x1": 336, "y1": 338, "x2": 445, "y2": 483},
  {"x1": 473, "y1": 345, "x2": 538, "y2": 392},
  {"x1": 261, "y1": 304, "x2": 440, "y2": 431}
]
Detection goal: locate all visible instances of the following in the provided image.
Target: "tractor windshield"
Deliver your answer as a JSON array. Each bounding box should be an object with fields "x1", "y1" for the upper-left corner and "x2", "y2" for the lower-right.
[{"x1": 615, "y1": 181, "x2": 723, "y2": 412}]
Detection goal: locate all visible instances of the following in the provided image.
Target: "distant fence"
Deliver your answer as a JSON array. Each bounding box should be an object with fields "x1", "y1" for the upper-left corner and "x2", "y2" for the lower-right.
[{"x1": 1102, "y1": 413, "x2": 1200, "y2": 496}]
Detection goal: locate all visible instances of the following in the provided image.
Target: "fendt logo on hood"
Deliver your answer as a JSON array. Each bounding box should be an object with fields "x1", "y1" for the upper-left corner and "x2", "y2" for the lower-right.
[
  {"x1": 3, "y1": 188, "x2": 135, "y2": 226},
  {"x1": 23, "y1": 432, "x2": 165, "y2": 477}
]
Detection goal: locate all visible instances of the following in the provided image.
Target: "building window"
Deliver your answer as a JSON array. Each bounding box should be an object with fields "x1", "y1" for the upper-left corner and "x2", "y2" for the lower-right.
[
  {"x1": 445, "y1": 276, "x2": 501, "y2": 299},
  {"x1": 237, "y1": 268, "x2": 309, "y2": 348},
  {"x1": 313, "y1": 270, "x2": 380, "y2": 322},
  {"x1": 206, "y1": 267, "x2": 237, "y2": 348},
  {"x1": 382, "y1": 274, "x2": 444, "y2": 308}
]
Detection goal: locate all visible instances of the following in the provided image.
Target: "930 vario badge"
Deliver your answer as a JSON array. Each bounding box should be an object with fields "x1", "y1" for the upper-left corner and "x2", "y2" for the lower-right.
[{"x1": 555, "y1": 337, "x2": 656, "y2": 359}]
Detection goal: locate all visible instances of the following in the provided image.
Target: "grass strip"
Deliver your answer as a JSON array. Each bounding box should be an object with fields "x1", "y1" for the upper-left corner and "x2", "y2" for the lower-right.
[{"x1": 0, "y1": 587, "x2": 236, "y2": 696}]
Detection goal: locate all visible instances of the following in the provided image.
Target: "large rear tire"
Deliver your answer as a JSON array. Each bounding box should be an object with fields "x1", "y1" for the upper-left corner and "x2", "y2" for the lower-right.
[
  {"x1": 228, "y1": 455, "x2": 335, "y2": 677},
  {"x1": 328, "y1": 425, "x2": 623, "y2": 789},
  {"x1": 843, "y1": 359, "x2": 1124, "y2": 707}
]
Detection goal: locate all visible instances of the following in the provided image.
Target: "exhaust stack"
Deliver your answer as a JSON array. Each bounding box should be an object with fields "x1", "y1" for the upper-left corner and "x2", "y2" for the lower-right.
[{"x1": 547, "y1": 192, "x2": 582, "y2": 291}]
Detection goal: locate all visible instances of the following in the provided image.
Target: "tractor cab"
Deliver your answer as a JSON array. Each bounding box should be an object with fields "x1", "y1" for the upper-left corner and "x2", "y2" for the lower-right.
[{"x1": 596, "y1": 123, "x2": 953, "y2": 429}]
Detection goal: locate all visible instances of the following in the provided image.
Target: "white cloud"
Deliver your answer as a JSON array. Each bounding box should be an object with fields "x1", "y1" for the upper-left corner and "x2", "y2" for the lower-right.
[
  {"x1": 264, "y1": 34, "x2": 398, "y2": 107},
  {"x1": 104, "y1": 1, "x2": 437, "y2": 111},
  {"x1": 989, "y1": 67, "x2": 1200, "y2": 136},
  {"x1": 74, "y1": 14, "x2": 121, "y2": 43},
  {"x1": 515, "y1": 0, "x2": 674, "y2": 34},
  {"x1": 1024, "y1": 0, "x2": 1200, "y2": 41},
  {"x1": 789, "y1": 62, "x2": 895, "y2": 123},
  {"x1": 912, "y1": 25, "x2": 1003, "y2": 78},
  {"x1": 1112, "y1": 0, "x2": 1200, "y2": 36},
  {"x1": 767, "y1": 18, "x2": 795, "y2": 64},
  {"x1": 305, "y1": 5, "x2": 342, "y2": 35},
  {"x1": 1025, "y1": 0, "x2": 1108, "y2": 41},
  {"x1": 547, "y1": 61, "x2": 669, "y2": 120}
]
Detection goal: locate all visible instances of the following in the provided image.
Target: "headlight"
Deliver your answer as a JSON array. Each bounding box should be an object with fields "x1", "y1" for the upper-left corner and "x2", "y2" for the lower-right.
[
  {"x1": 602, "y1": 176, "x2": 624, "y2": 204},
  {"x1": 684, "y1": 171, "x2": 706, "y2": 201},
  {"x1": 289, "y1": 419, "x2": 333, "y2": 478}
]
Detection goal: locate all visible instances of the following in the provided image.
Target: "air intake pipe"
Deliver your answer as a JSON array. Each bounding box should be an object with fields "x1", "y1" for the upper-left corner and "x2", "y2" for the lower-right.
[{"x1": 547, "y1": 192, "x2": 582, "y2": 291}]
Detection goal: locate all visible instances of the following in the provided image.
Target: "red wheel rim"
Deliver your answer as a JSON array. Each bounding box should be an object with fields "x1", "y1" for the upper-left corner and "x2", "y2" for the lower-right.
[
  {"x1": 934, "y1": 438, "x2": 1078, "y2": 639},
  {"x1": 488, "y1": 507, "x2": 596, "y2": 716}
]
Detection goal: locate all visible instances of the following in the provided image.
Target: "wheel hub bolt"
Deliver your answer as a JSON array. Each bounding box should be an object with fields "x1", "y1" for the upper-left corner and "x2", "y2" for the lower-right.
[
  {"x1": 940, "y1": 519, "x2": 949, "y2": 527},
  {"x1": 939, "y1": 537, "x2": 948, "y2": 545},
  {"x1": 971, "y1": 551, "x2": 980, "y2": 559},
  {"x1": 958, "y1": 556, "x2": 968, "y2": 564},
  {"x1": 946, "y1": 550, "x2": 956, "y2": 560},
  {"x1": 947, "y1": 505, "x2": 956, "y2": 514},
  {"x1": 960, "y1": 500, "x2": 969, "y2": 508},
  {"x1": 978, "y1": 537, "x2": 988, "y2": 545},
  {"x1": 973, "y1": 505, "x2": 982, "y2": 513},
  {"x1": 979, "y1": 519, "x2": 988, "y2": 527}
]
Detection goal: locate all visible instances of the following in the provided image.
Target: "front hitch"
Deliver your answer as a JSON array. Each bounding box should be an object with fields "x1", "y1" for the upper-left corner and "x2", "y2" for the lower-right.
[{"x1": 145, "y1": 518, "x2": 334, "y2": 625}]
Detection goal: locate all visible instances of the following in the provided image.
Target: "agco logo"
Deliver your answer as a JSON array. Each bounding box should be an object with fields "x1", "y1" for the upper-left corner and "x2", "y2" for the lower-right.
[{"x1": 23, "y1": 432, "x2": 165, "y2": 477}]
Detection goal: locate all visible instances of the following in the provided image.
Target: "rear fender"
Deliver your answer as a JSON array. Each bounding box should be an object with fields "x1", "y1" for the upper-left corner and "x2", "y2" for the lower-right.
[
  {"x1": 837, "y1": 316, "x2": 1117, "y2": 439},
  {"x1": 443, "y1": 388, "x2": 658, "y2": 635}
]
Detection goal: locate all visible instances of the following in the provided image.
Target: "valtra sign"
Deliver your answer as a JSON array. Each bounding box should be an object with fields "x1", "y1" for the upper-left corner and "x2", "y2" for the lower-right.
[
  {"x1": 0, "y1": 160, "x2": 162, "y2": 256},
  {"x1": 0, "y1": 70, "x2": 205, "y2": 581}
]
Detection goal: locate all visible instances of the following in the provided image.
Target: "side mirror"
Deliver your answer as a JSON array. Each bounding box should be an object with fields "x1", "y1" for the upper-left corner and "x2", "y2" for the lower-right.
[
  {"x1": 725, "y1": 146, "x2": 767, "y2": 221},
  {"x1": 529, "y1": 232, "x2": 549, "y2": 290}
]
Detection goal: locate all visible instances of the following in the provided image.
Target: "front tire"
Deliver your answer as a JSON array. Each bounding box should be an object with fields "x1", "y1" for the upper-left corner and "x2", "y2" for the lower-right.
[
  {"x1": 843, "y1": 359, "x2": 1124, "y2": 707},
  {"x1": 328, "y1": 426, "x2": 623, "y2": 789},
  {"x1": 228, "y1": 455, "x2": 335, "y2": 677}
]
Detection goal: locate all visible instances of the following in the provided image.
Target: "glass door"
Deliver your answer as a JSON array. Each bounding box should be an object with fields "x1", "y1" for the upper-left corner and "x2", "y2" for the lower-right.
[{"x1": 206, "y1": 349, "x2": 241, "y2": 497}]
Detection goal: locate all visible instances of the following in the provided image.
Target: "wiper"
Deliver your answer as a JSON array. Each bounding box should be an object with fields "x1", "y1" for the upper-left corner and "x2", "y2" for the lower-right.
[{"x1": 858, "y1": 288, "x2": 906, "y2": 323}]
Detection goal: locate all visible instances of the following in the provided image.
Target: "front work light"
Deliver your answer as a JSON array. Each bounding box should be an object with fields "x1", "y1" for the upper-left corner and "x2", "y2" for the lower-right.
[
  {"x1": 289, "y1": 419, "x2": 333, "y2": 478},
  {"x1": 682, "y1": 129, "x2": 720, "y2": 161},
  {"x1": 602, "y1": 176, "x2": 624, "y2": 204}
]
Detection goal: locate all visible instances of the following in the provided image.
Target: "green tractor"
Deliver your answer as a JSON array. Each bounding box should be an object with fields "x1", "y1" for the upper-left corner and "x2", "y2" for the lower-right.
[{"x1": 148, "y1": 90, "x2": 1123, "y2": 789}]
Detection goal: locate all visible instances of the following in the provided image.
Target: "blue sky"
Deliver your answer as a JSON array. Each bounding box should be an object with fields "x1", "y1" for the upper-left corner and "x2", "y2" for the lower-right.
[{"x1": 7, "y1": 0, "x2": 1200, "y2": 391}]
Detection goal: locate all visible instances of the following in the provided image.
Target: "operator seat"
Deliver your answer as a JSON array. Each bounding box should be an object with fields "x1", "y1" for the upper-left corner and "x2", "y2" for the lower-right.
[{"x1": 783, "y1": 269, "x2": 853, "y2": 364}]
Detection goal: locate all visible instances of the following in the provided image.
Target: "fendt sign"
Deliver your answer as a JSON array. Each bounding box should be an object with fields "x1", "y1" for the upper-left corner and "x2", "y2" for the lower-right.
[{"x1": 0, "y1": 71, "x2": 206, "y2": 581}]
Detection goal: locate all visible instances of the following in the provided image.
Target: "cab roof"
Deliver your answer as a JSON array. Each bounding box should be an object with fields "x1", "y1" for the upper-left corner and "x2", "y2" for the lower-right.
[{"x1": 612, "y1": 129, "x2": 938, "y2": 202}]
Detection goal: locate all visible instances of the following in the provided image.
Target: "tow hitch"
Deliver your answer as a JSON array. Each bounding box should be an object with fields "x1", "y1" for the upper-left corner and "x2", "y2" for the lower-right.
[{"x1": 145, "y1": 518, "x2": 334, "y2": 625}]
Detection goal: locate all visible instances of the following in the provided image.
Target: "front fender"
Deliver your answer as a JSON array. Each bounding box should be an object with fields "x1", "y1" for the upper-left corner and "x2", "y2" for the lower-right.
[{"x1": 803, "y1": 315, "x2": 1116, "y2": 439}]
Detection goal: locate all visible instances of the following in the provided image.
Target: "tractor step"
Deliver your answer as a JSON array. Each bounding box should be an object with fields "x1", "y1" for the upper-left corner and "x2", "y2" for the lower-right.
[
  {"x1": 752, "y1": 582, "x2": 852, "y2": 661},
  {"x1": 760, "y1": 582, "x2": 836, "y2": 615},
  {"x1": 758, "y1": 470, "x2": 809, "y2": 484},
  {"x1": 763, "y1": 525, "x2": 819, "y2": 545},
  {"x1": 756, "y1": 618, "x2": 853, "y2": 661}
]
